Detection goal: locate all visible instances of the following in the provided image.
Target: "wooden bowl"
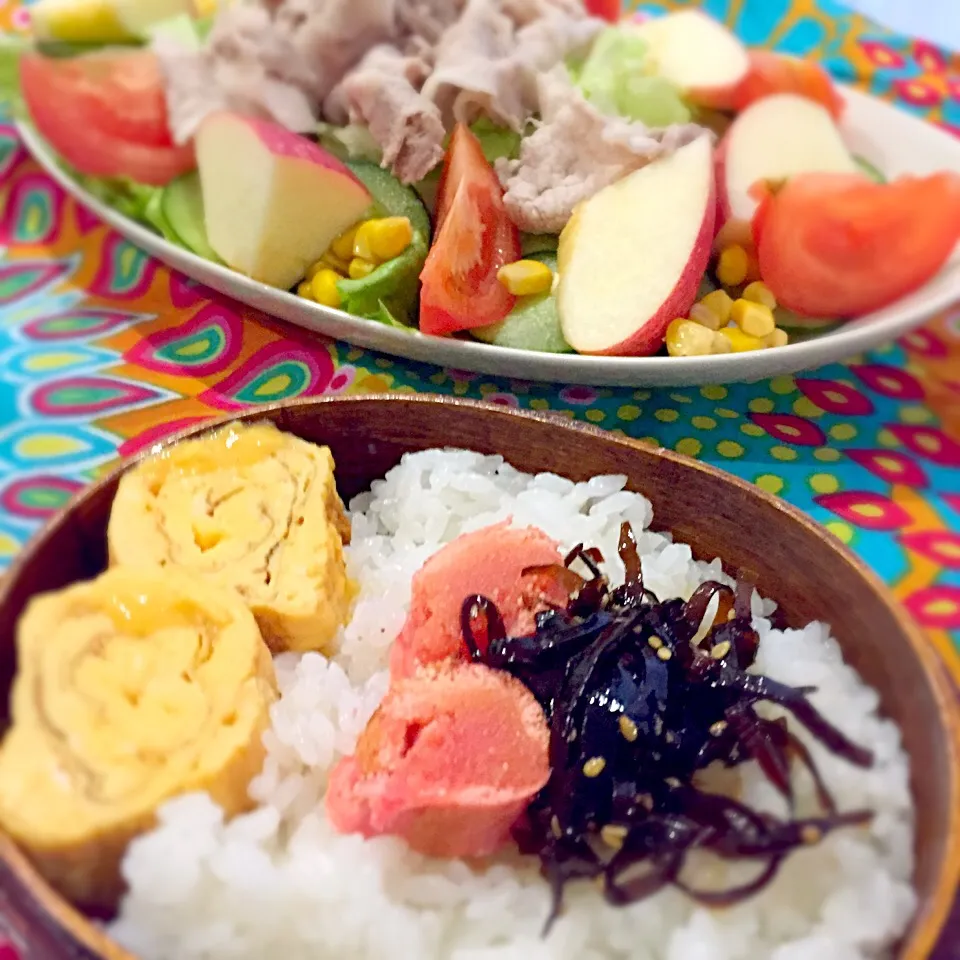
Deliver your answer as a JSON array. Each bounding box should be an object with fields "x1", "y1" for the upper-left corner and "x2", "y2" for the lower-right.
[{"x1": 0, "y1": 395, "x2": 957, "y2": 960}]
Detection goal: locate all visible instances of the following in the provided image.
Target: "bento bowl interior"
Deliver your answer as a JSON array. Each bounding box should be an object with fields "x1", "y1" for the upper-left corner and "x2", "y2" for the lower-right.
[{"x1": 0, "y1": 395, "x2": 956, "y2": 960}]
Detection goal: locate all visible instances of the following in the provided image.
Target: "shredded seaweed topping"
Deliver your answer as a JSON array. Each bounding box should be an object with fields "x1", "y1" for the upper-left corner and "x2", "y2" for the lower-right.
[{"x1": 459, "y1": 523, "x2": 874, "y2": 932}]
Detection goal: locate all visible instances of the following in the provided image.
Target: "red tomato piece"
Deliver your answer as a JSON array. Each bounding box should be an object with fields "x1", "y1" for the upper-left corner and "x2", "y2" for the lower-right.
[
  {"x1": 420, "y1": 124, "x2": 521, "y2": 335},
  {"x1": 734, "y1": 51, "x2": 844, "y2": 119},
  {"x1": 752, "y1": 171, "x2": 960, "y2": 317},
  {"x1": 20, "y1": 52, "x2": 195, "y2": 186},
  {"x1": 583, "y1": 0, "x2": 621, "y2": 23}
]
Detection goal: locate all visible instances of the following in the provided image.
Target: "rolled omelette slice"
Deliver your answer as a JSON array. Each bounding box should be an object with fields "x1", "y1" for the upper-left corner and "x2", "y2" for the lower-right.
[
  {"x1": 107, "y1": 421, "x2": 352, "y2": 655},
  {"x1": 0, "y1": 565, "x2": 277, "y2": 910}
]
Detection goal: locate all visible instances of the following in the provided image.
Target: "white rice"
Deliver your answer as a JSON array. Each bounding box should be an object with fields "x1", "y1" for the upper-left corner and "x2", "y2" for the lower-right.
[{"x1": 109, "y1": 450, "x2": 916, "y2": 960}]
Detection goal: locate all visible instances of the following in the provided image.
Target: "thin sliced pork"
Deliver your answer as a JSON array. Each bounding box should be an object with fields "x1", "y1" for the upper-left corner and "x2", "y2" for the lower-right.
[{"x1": 496, "y1": 71, "x2": 708, "y2": 233}]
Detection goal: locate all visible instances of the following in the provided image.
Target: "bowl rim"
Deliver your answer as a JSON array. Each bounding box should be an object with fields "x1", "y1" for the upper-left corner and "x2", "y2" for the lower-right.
[{"x1": 0, "y1": 393, "x2": 957, "y2": 960}]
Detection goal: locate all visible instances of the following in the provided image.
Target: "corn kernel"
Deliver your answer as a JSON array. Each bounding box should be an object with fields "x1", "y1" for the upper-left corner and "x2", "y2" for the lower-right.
[
  {"x1": 711, "y1": 332, "x2": 733, "y2": 354},
  {"x1": 717, "y1": 326, "x2": 765, "y2": 353},
  {"x1": 331, "y1": 224, "x2": 360, "y2": 261},
  {"x1": 297, "y1": 280, "x2": 313, "y2": 299},
  {"x1": 713, "y1": 218, "x2": 754, "y2": 254},
  {"x1": 312, "y1": 251, "x2": 349, "y2": 276},
  {"x1": 497, "y1": 259, "x2": 554, "y2": 296},
  {"x1": 309, "y1": 268, "x2": 342, "y2": 308},
  {"x1": 353, "y1": 217, "x2": 413, "y2": 263},
  {"x1": 348, "y1": 257, "x2": 376, "y2": 280},
  {"x1": 688, "y1": 303, "x2": 722, "y2": 331},
  {"x1": 743, "y1": 281, "x2": 777, "y2": 310},
  {"x1": 699, "y1": 289, "x2": 734, "y2": 325},
  {"x1": 716, "y1": 244, "x2": 749, "y2": 287},
  {"x1": 665, "y1": 318, "x2": 717, "y2": 358},
  {"x1": 731, "y1": 299, "x2": 775, "y2": 338},
  {"x1": 764, "y1": 327, "x2": 789, "y2": 349}
]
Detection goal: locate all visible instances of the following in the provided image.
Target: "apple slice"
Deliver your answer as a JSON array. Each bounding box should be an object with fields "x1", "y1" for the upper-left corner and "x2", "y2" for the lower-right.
[
  {"x1": 631, "y1": 10, "x2": 749, "y2": 108},
  {"x1": 557, "y1": 135, "x2": 715, "y2": 357},
  {"x1": 718, "y1": 93, "x2": 858, "y2": 223},
  {"x1": 195, "y1": 112, "x2": 372, "y2": 290}
]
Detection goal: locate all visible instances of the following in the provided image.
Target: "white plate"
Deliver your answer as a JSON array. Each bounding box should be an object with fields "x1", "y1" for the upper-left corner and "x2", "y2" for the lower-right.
[{"x1": 17, "y1": 87, "x2": 960, "y2": 387}]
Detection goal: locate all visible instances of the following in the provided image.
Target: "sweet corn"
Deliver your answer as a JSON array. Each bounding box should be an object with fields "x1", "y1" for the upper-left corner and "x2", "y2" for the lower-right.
[
  {"x1": 743, "y1": 281, "x2": 777, "y2": 310},
  {"x1": 497, "y1": 259, "x2": 554, "y2": 296},
  {"x1": 731, "y1": 299, "x2": 776, "y2": 338},
  {"x1": 353, "y1": 217, "x2": 413, "y2": 263},
  {"x1": 312, "y1": 251, "x2": 349, "y2": 276},
  {"x1": 297, "y1": 280, "x2": 313, "y2": 299},
  {"x1": 764, "y1": 327, "x2": 789, "y2": 349},
  {"x1": 309, "y1": 268, "x2": 342, "y2": 308},
  {"x1": 331, "y1": 224, "x2": 360, "y2": 261},
  {"x1": 717, "y1": 326, "x2": 766, "y2": 353},
  {"x1": 348, "y1": 258, "x2": 376, "y2": 280},
  {"x1": 716, "y1": 244, "x2": 749, "y2": 287},
  {"x1": 688, "y1": 303, "x2": 723, "y2": 331},
  {"x1": 699, "y1": 289, "x2": 733, "y2": 325},
  {"x1": 711, "y1": 332, "x2": 733, "y2": 353},
  {"x1": 665, "y1": 318, "x2": 717, "y2": 358}
]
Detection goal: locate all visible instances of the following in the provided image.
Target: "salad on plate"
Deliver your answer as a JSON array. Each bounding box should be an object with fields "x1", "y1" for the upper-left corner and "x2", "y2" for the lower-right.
[{"x1": 3, "y1": 0, "x2": 960, "y2": 360}]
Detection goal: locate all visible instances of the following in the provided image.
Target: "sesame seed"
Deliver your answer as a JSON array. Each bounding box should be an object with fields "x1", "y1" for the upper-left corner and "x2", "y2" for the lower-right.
[
  {"x1": 648, "y1": 635, "x2": 663, "y2": 650},
  {"x1": 619, "y1": 715, "x2": 638, "y2": 742},
  {"x1": 727, "y1": 609, "x2": 736, "y2": 621},
  {"x1": 709, "y1": 720, "x2": 728, "y2": 737},
  {"x1": 583, "y1": 756, "x2": 606, "y2": 778},
  {"x1": 665, "y1": 731, "x2": 675, "y2": 744},
  {"x1": 653, "y1": 716, "x2": 663, "y2": 736},
  {"x1": 656, "y1": 646, "x2": 672, "y2": 661},
  {"x1": 551, "y1": 815, "x2": 562, "y2": 838},
  {"x1": 600, "y1": 824, "x2": 628, "y2": 850},
  {"x1": 636, "y1": 793, "x2": 654, "y2": 811},
  {"x1": 801, "y1": 825, "x2": 823, "y2": 845},
  {"x1": 711, "y1": 640, "x2": 731, "y2": 660},
  {"x1": 665, "y1": 776, "x2": 681, "y2": 789}
]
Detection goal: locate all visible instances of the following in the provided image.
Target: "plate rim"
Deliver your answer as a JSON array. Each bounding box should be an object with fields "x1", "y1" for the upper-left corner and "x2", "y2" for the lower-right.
[{"x1": 14, "y1": 85, "x2": 960, "y2": 388}]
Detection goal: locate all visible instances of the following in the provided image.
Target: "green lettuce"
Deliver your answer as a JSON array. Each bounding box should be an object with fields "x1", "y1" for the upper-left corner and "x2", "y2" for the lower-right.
[
  {"x1": 336, "y1": 230, "x2": 428, "y2": 328},
  {"x1": 577, "y1": 26, "x2": 691, "y2": 127}
]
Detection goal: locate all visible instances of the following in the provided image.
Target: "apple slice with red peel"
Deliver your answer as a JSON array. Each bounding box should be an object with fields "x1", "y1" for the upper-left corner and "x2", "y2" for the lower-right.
[
  {"x1": 718, "y1": 93, "x2": 858, "y2": 223},
  {"x1": 631, "y1": 10, "x2": 749, "y2": 108},
  {"x1": 557, "y1": 135, "x2": 715, "y2": 357},
  {"x1": 196, "y1": 112, "x2": 372, "y2": 290}
]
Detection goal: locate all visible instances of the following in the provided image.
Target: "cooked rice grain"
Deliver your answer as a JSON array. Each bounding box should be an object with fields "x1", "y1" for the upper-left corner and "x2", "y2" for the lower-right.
[{"x1": 111, "y1": 450, "x2": 915, "y2": 960}]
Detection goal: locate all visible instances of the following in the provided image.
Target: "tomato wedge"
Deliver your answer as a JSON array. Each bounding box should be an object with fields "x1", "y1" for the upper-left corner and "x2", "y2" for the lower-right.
[
  {"x1": 752, "y1": 171, "x2": 960, "y2": 317},
  {"x1": 20, "y1": 51, "x2": 195, "y2": 186},
  {"x1": 734, "y1": 51, "x2": 844, "y2": 119},
  {"x1": 583, "y1": 0, "x2": 621, "y2": 23},
  {"x1": 420, "y1": 124, "x2": 521, "y2": 335}
]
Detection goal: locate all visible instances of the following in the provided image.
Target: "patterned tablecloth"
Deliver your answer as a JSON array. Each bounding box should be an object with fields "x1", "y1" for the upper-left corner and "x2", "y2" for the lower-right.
[{"x1": 0, "y1": 0, "x2": 959, "y2": 695}]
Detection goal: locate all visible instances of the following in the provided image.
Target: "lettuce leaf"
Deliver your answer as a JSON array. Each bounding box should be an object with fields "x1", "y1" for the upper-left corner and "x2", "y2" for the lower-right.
[
  {"x1": 577, "y1": 26, "x2": 691, "y2": 127},
  {"x1": 336, "y1": 231, "x2": 428, "y2": 327}
]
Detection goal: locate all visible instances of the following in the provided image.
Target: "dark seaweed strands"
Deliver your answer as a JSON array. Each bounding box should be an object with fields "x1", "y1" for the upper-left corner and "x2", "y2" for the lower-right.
[{"x1": 459, "y1": 523, "x2": 875, "y2": 932}]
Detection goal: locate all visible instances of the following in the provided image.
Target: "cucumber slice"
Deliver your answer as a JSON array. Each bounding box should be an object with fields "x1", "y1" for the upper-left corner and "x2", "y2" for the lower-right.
[
  {"x1": 774, "y1": 306, "x2": 841, "y2": 334},
  {"x1": 472, "y1": 253, "x2": 572, "y2": 353},
  {"x1": 854, "y1": 154, "x2": 886, "y2": 184},
  {"x1": 161, "y1": 171, "x2": 221, "y2": 262},
  {"x1": 344, "y1": 161, "x2": 431, "y2": 238},
  {"x1": 520, "y1": 233, "x2": 559, "y2": 257}
]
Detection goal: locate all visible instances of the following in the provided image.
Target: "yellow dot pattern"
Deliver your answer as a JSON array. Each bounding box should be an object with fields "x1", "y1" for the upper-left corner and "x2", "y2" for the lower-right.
[{"x1": 756, "y1": 474, "x2": 785, "y2": 495}]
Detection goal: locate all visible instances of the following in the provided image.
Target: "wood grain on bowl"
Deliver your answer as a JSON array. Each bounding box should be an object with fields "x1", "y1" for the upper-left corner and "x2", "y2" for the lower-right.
[{"x1": 0, "y1": 395, "x2": 957, "y2": 960}]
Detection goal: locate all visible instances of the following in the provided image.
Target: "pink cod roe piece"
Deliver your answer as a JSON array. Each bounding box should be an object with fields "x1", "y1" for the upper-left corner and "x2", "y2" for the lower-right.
[
  {"x1": 389, "y1": 521, "x2": 568, "y2": 680},
  {"x1": 326, "y1": 662, "x2": 550, "y2": 859}
]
